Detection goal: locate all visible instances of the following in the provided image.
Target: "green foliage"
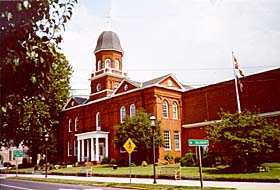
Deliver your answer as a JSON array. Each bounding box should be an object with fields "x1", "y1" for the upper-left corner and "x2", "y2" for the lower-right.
[
  {"x1": 206, "y1": 110, "x2": 280, "y2": 172},
  {"x1": 202, "y1": 151, "x2": 222, "y2": 167},
  {"x1": 164, "y1": 153, "x2": 174, "y2": 161},
  {"x1": 114, "y1": 108, "x2": 164, "y2": 156},
  {"x1": 101, "y1": 157, "x2": 109, "y2": 165},
  {"x1": 141, "y1": 161, "x2": 148, "y2": 167},
  {"x1": 110, "y1": 158, "x2": 117, "y2": 165},
  {"x1": 0, "y1": 0, "x2": 76, "y2": 161},
  {"x1": 130, "y1": 162, "x2": 136, "y2": 167},
  {"x1": 180, "y1": 150, "x2": 196, "y2": 167}
]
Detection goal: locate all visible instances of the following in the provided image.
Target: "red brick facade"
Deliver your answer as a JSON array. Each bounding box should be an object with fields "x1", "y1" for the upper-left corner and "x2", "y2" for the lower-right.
[{"x1": 59, "y1": 30, "x2": 280, "y2": 164}]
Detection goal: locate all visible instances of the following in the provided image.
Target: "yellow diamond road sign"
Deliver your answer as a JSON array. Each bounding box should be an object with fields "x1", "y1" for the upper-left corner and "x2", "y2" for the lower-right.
[{"x1": 123, "y1": 138, "x2": 136, "y2": 154}]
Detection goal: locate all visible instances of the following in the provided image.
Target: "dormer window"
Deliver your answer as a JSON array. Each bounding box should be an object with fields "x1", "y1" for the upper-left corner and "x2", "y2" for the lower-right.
[
  {"x1": 105, "y1": 59, "x2": 111, "y2": 68},
  {"x1": 114, "y1": 59, "x2": 119, "y2": 70},
  {"x1": 97, "y1": 60, "x2": 102, "y2": 70}
]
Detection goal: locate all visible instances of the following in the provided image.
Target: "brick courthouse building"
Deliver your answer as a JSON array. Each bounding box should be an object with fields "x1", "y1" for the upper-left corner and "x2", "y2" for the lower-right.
[{"x1": 59, "y1": 30, "x2": 280, "y2": 164}]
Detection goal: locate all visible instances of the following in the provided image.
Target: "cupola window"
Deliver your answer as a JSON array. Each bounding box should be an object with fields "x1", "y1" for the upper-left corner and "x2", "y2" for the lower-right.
[
  {"x1": 97, "y1": 60, "x2": 102, "y2": 70},
  {"x1": 105, "y1": 59, "x2": 111, "y2": 68},
  {"x1": 114, "y1": 59, "x2": 120, "y2": 70}
]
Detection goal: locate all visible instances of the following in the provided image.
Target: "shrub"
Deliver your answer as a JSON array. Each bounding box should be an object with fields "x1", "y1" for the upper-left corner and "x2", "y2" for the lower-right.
[
  {"x1": 49, "y1": 164, "x2": 54, "y2": 170},
  {"x1": 131, "y1": 162, "x2": 136, "y2": 167},
  {"x1": 141, "y1": 161, "x2": 148, "y2": 167},
  {"x1": 180, "y1": 150, "x2": 196, "y2": 167},
  {"x1": 175, "y1": 157, "x2": 181, "y2": 163},
  {"x1": 164, "y1": 153, "x2": 174, "y2": 161},
  {"x1": 110, "y1": 158, "x2": 117, "y2": 165},
  {"x1": 4, "y1": 162, "x2": 11, "y2": 167},
  {"x1": 163, "y1": 160, "x2": 169, "y2": 165},
  {"x1": 202, "y1": 151, "x2": 222, "y2": 167},
  {"x1": 101, "y1": 157, "x2": 109, "y2": 164},
  {"x1": 34, "y1": 165, "x2": 39, "y2": 170}
]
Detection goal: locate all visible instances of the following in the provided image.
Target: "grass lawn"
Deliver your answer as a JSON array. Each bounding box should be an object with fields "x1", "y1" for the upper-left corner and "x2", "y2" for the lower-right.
[
  {"x1": 9, "y1": 163, "x2": 280, "y2": 180},
  {"x1": 49, "y1": 164, "x2": 280, "y2": 180}
]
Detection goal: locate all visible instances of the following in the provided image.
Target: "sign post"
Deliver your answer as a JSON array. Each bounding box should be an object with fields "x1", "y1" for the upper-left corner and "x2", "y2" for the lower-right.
[
  {"x1": 188, "y1": 139, "x2": 209, "y2": 189},
  {"x1": 13, "y1": 149, "x2": 23, "y2": 177},
  {"x1": 123, "y1": 138, "x2": 136, "y2": 184}
]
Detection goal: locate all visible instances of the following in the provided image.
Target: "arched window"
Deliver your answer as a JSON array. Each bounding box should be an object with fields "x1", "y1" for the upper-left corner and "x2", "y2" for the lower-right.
[
  {"x1": 97, "y1": 60, "x2": 102, "y2": 70},
  {"x1": 74, "y1": 117, "x2": 79, "y2": 131},
  {"x1": 172, "y1": 102, "x2": 178, "y2": 119},
  {"x1": 162, "y1": 100, "x2": 169, "y2": 118},
  {"x1": 68, "y1": 119, "x2": 72, "y2": 132},
  {"x1": 120, "y1": 106, "x2": 126, "y2": 123},
  {"x1": 114, "y1": 59, "x2": 119, "y2": 70},
  {"x1": 96, "y1": 112, "x2": 101, "y2": 131},
  {"x1": 105, "y1": 59, "x2": 111, "y2": 68},
  {"x1": 130, "y1": 104, "x2": 136, "y2": 117}
]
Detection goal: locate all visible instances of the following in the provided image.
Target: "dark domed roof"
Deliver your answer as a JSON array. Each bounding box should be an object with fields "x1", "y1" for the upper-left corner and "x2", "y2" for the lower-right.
[{"x1": 94, "y1": 31, "x2": 123, "y2": 54}]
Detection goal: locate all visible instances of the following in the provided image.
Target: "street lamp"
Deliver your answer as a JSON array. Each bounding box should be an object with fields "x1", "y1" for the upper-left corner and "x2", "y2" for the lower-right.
[
  {"x1": 150, "y1": 114, "x2": 157, "y2": 184},
  {"x1": 45, "y1": 132, "x2": 49, "y2": 178}
]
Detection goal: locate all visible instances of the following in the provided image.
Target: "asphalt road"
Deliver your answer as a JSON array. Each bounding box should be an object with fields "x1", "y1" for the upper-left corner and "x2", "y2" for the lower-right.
[{"x1": 0, "y1": 178, "x2": 131, "y2": 190}]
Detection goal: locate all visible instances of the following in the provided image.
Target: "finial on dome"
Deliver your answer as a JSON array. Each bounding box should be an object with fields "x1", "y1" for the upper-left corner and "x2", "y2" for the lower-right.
[{"x1": 105, "y1": 15, "x2": 112, "y2": 31}]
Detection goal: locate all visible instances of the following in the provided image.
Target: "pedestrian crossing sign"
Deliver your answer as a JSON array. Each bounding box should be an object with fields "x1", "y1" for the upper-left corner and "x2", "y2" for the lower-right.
[{"x1": 123, "y1": 138, "x2": 136, "y2": 154}]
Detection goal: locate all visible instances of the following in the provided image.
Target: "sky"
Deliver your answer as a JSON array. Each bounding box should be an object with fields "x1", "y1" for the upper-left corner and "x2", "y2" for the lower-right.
[{"x1": 60, "y1": 0, "x2": 280, "y2": 96}]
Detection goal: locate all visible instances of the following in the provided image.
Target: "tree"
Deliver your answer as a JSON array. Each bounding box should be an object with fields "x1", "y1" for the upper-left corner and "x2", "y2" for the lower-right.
[
  {"x1": 206, "y1": 110, "x2": 280, "y2": 172},
  {"x1": 0, "y1": 0, "x2": 76, "y2": 163},
  {"x1": 114, "y1": 109, "x2": 164, "y2": 163}
]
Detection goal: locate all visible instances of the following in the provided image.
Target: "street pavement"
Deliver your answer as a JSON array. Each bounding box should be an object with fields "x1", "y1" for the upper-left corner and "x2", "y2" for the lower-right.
[{"x1": 1, "y1": 174, "x2": 280, "y2": 190}]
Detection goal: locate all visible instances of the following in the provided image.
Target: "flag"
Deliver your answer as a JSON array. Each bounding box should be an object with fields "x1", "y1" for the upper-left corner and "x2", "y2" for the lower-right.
[
  {"x1": 237, "y1": 77, "x2": 244, "y2": 93},
  {"x1": 233, "y1": 55, "x2": 245, "y2": 77}
]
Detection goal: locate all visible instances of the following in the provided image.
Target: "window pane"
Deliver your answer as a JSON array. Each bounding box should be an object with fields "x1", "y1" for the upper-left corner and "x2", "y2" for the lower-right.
[
  {"x1": 75, "y1": 117, "x2": 79, "y2": 131},
  {"x1": 162, "y1": 101, "x2": 168, "y2": 118},
  {"x1": 68, "y1": 141, "x2": 73, "y2": 156},
  {"x1": 96, "y1": 112, "x2": 101, "y2": 131},
  {"x1": 130, "y1": 104, "x2": 136, "y2": 117},
  {"x1": 164, "y1": 131, "x2": 171, "y2": 150},
  {"x1": 172, "y1": 102, "x2": 178, "y2": 119},
  {"x1": 115, "y1": 60, "x2": 119, "y2": 70},
  {"x1": 174, "y1": 131, "x2": 181, "y2": 150},
  {"x1": 120, "y1": 106, "x2": 126, "y2": 123},
  {"x1": 68, "y1": 119, "x2": 72, "y2": 132},
  {"x1": 105, "y1": 59, "x2": 111, "y2": 68}
]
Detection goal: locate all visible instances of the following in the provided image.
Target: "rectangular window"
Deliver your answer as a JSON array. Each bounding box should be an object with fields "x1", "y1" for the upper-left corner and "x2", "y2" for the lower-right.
[
  {"x1": 68, "y1": 119, "x2": 72, "y2": 132},
  {"x1": 9, "y1": 150, "x2": 12, "y2": 161},
  {"x1": 174, "y1": 131, "x2": 181, "y2": 151},
  {"x1": 164, "y1": 131, "x2": 171, "y2": 150},
  {"x1": 75, "y1": 118, "x2": 79, "y2": 132},
  {"x1": 68, "y1": 141, "x2": 73, "y2": 156},
  {"x1": 74, "y1": 141, "x2": 78, "y2": 156}
]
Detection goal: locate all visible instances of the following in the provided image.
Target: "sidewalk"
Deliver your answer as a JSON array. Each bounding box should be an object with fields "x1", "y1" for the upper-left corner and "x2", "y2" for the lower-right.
[{"x1": 2, "y1": 174, "x2": 280, "y2": 190}]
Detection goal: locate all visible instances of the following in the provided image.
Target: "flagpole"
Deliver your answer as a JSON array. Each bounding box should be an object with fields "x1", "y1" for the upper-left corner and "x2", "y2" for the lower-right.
[{"x1": 232, "y1": 52, "x2": 241, "y2": 113}]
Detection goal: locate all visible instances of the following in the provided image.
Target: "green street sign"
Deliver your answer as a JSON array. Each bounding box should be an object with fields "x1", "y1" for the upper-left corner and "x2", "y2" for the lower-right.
[
  {"x1": 13, "y1": 149, "x2": 23, "y2": 158},
  {"x1": 188, "y1": 139, "x2": 209, "y2": 146}
]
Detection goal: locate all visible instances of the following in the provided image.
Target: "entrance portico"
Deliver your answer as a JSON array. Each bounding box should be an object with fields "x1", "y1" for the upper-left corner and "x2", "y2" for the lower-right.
[{"x1": 75, "y1": 131, "x2": 109, "y2": 162}]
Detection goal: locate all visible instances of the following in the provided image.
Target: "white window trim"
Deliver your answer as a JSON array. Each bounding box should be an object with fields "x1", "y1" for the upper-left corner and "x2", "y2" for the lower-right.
[
  {"x1": 96, "y1": 112, "x2": 101, "y2": 131},
  {"x1": 97, "y1": 60, "x2": 102, "y2": 70},
  {"x1": 172, "y1": 102, "x2": 178, "y2": 120},
  {"x1": 105, "y1": 58, "x2": 111, "y2": 68},
  {"x1": 164, "y1": 130, "x2": 171, "y2": 151},
  {"x1": 74, "y1": 141, "x2": 77, "y2": 156},
  {"x1": 74, "y1": 117, "x2": 79, "y2": 132},
  {"x1": 162, "y1": 100, "x2": 169, "y2": 118},
  {"x1": 68, "y1": 141, "x2": 72, "y2": 156},
  {"x1": 130, "y1": 104, "x2": 136, "y2": 117},
  {"x1": 68, "y1": 119, "x2": 72, "y2": 132},
  {"x1": 120, "y1": 106, "x2": 126, "y2": 123},
  {"x1": 174, "y1": 131, "x2": 181, "y2": 151},
  {"x1": 114, "y1": 59, "x2": 120, "y2": 70}
]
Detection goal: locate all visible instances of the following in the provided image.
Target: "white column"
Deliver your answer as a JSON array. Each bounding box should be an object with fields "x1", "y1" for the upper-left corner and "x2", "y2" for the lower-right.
[
  {"x1": 95, "y1": 137, "x2": 99, "y2": 161},
  {"x1": 81, "y1": 139, "x2": 85, "y2": 162},
  {"x1": 77, "y1": 140, "x2": 80, "y2": 162},
  {"x1": 86, "y1": 139, "x2": 90, "y2": 161},
  {"x1": 105, "y1": 136, "x2": 109, "y2": 158},
  {"x1": 91, "y1": 138, "x2": 94, "y2": 161}
]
